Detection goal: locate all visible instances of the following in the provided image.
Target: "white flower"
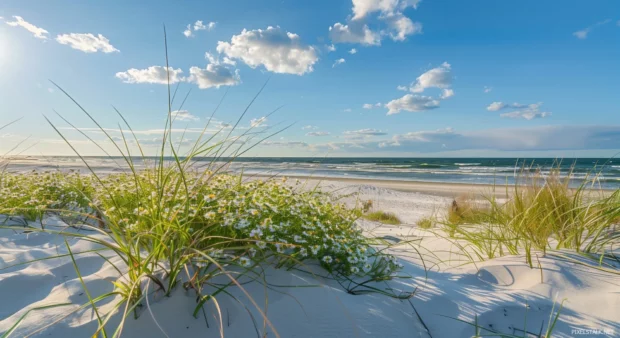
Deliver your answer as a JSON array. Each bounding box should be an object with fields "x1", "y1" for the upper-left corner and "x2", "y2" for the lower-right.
[
  {"x1": 294, "y1": 235, "x2": 306, "y2": 243},
  {"x1": 239, "y1": 256, "x2": 252, "y2": 267},
  {"x1": 204, "y1": 211, "x2": 216, "y2": 219},
  {"x1": 347, "y1": 256, "x2": 358, "y2": 264},
  {"x1": 350, "y1": 266, "x2": 359, "y2": 274},
  {"x1": 322, "y1": 256, "x2": 333, "y2": 264},
  {"x1": 235, "y1": 219, "x2": 250, "y2": 229},
  {"x1": 249, "y1": 228, "x2": 263, "y2": 238},
  {"x1": 266, "y1": 235, "x2": 275, "y2": 242},
  {"x1": 256, "y1": 241, "x2": 267, "y2": 249},
  {"x1": 310, "y1": 245, "x2": 321, "y2": 255},
  {"x1": 249, "y1": 248, "x2": 257, "y2": 257},
  {"x1": 299, "y1": 247, "x2": 308, "y2": 257},
  {"x1": 363, "y1": 263, "x2": 372, "y2": 272}
]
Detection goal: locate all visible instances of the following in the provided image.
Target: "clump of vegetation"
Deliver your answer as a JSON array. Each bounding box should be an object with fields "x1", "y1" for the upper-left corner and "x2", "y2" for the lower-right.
[
  {"x1": 440, "y1": 167, "x2": 620, "y2": 269},
  {"x1": 0, "y1": 47, "x2": 412, "y2": 335},
  {"x1": 417, "y1": 217, "x2": 435, "y2": 229},
  {"x1": 363, "y1": 210, "x2": 402, "y2": 225}
]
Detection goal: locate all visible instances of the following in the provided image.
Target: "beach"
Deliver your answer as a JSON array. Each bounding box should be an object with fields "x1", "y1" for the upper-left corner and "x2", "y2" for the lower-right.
[{"x1": 1, "y1": 172, "x2": 618, "y2": 337}]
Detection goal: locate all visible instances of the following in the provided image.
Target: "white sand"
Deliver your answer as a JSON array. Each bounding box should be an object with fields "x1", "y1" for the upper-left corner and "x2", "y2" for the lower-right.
[{"x1": 1, "y1": 180, "x2": 619, "y2": 337}]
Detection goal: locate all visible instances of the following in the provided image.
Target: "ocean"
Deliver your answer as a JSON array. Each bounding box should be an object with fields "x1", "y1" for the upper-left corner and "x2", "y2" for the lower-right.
[{"x1": 5, "y1": 157, "x2": 620, "y2": 190}]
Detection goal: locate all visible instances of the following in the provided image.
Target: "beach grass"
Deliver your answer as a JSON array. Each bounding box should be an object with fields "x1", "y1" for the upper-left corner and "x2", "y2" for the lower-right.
[
  {"x1": 363, "y1": 210, "x2": 402, "y2": 225},
  {"x1": 440, "y1": 167, "x2": 620, "y2": 269},
  {"x1": 0, "y1": 34, "x2": 414, "y2": 337}
]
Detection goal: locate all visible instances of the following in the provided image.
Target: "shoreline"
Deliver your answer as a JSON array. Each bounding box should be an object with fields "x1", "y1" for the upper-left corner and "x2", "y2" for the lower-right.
[
  {"x1": 244, "y1": 173, "x2": 615, "y2": 198},
  {"x1": 244, "y1": 173, "x2": 513, "y2": 198}
]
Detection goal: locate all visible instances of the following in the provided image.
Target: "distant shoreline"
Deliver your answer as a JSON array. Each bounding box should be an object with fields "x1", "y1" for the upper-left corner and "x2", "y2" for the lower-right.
[{"x1": 244, "y1": 173, "x2": 616, "y2": 198}]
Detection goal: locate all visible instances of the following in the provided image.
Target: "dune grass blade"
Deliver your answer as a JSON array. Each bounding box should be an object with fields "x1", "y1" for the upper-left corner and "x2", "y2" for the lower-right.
[{"x1": 1, "y1": 303, "x2": 73, "y2": 338}]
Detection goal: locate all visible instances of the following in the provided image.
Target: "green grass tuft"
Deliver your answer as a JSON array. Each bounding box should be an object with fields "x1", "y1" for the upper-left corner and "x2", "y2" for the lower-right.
[{"x1": 363, "y1": 211, "x2": 402, "y2": 225}]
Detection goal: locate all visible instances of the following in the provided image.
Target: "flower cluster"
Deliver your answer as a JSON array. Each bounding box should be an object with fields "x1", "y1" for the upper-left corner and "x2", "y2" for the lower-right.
[{"x1": 0, "y1": 169, "x2": 402, "y2": 277}]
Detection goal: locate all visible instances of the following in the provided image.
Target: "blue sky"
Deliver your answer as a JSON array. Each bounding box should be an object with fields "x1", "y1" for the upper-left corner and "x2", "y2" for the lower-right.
[{"x1": 1, "y1": 0, "x2": 619, "y2": 157}]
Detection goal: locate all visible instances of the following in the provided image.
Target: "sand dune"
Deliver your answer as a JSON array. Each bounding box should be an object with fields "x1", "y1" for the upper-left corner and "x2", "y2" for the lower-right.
[{"x1": 1, "y1": 182, "x2": 618, "y2": 337}]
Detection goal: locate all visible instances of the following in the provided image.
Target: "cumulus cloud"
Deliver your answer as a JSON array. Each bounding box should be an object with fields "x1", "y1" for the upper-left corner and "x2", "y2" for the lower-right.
[
  {"x1": 170, "y1": 110, "x2": 199, "y2": 122},
  {"x1": 384, "y1": 62, "x2": 454, "y2": 114},
  {"x1": 183, "y1": 25, "x2": 193, "y2": 38},
  {"x1": 5, "y1": 16, "x2": 48, "y2": 39},
  {"x1": 184, "y1": 20, "x2": 216, "y2": 37},
  {"x1": 217, "y1": 26, "x2": 318, "y2": 75},
  {"x1": 486, "y1": 102, "x2": 539, "y2": 111},
  {"x1": 383, "y1": 13, "x2": 423, "y2": 41},
  {"x1": 187, "y1": 65, "x2": 240, "y2": 89},
  {"x1": 385, "y1": 94, "x2": 440, "y2": 115},
  {"x1": 332, "y1": 58, "x2": 346, "y2": 68},
  {"x1": 56, "y1": 33, "x2": 119, "y2": 53},
  {"x1": 329, "y1": 0, "x2": 422, "y2": 46},
  {"x1": 306, "y1": 131, "x2": 331, "y2": 136},
  {"x1": 351, "y1": 0, "x2": 421, "y2": 20},
  {"x1": 194, "y1": 20, "x2": 216, "y2": 31},
  {"x1": 410, "y1": 62, "x2": 453, "y2": 93},
  {"x1": 573, "y1": 19, "x2": 611, "y2": 39},
  {"x1": 302, "y1": 125, "x2": 319, "y2": 130},
  {"x1": 499, "y1": 103, "x2": 551, "y2": 120},
  {"x1": 349, "y1": 48, "x2": 357, "y2": 54},
  {"x1": 116, "y1": 66, "x2": 184, "y2": 84},
  {"x1": 484, "y1": 86, "x2": 493, "y2": 93},
  {"x1": 328, "y1": 22, "x2": 381, "y2": 46},
  {"x1": 326, "y1": 44, "x2": 336, "y2": 52}
]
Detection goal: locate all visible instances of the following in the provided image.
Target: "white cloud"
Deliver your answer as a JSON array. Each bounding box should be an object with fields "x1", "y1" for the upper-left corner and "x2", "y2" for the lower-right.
[
  {"x1": 362, "y1": 102, "x2": 382, "y2": 109},
  {"x1": 486, "y1": 101, "x2": 535, "y2": 111},
  {"x1": 250, "y1": 117, "x2": 268, "y2": 127},
  {"x1": 302, "y1": 125, "x2": 319, "y2": 130},
  {"x1": 5, "y1": 16, "x2": 48, "y2": 39},
  {"x1": 384, "y1": 13, "x2": 423, "y2": 41},
  {"x1": 332, "y1": 58, "x2": 346, "y2": 68},
  {"x1": 483, "y1": 86, "x2": 493, "y2": 93},
  {"x1": 171, "y1": 110, "x2": 199, "y2": 122},
  {"x1": 499, "y1": 103, "x2": 551, "y2": 120},
  {"x1": 329, "y1": 0, "x2": 422, "y2": 46},
  {"x1": 329, "y1": 22, "x2": 381, "y2": 46},
  {"x1": 343, "y1": 108, "x2": 352, "y2": 112},
  {"x1": 217, "y1": 26, "x2": 318, "y2": 75},
  {"x1": 349, "y1": 48, "x2": 357, "y2": 54},
  {"x1": 440, "y1": 88, "x2": 454, "y2": 99},
  {"x1": 343, "y1": 128, "x2": 387, "y2": 136},
  {"x1": 262, "y1": 140, "x2": 309, "y2": 148},
  {"x1": 306, "y1": 131, "x2": 330, "y2": 136},
  {"x1": 410, "y1": 62, "x2": 453, "y2": 93},
  {"x1": 56, "y1": 33, "x2": 119, "y2": 53},
  {"x1": 194, "y1": 20, "x2": 216, "y2": 31},
  {"x1": 183, "y1": 24, "x2": 193, "y2": 38},
  {"x1": 116, "y1": 66, "x2": 184, "y2": 84},
  {"x1": 573, "y1": 19, "x2": 611, "y2": 39},
  {"x1": 385, "y1": 94, "x2": 440, "y2": 115},
  {"x1": 326, "y1": 44, "x2": 336, "y2": 52},
  {"x1": 396, "y1": 85, "x2": 408, "y2": 91},
  {"x1": 184, "y1": 20, "x2": 216, "y2": 38},
  {"x1": 500, "y1": 111, "x2": 551, "y2": 120},
  {"x1": 351, "y1": 0, "x2": 421, "y2": 20},
  {"x1": 187, "y1": 65, "x2": 240, "y2": 89}
]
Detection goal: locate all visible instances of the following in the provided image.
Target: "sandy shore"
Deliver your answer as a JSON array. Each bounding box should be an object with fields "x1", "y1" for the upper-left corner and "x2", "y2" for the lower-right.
[
  {"x1": 247, "y1": 173, "x2": 510, "y2": 197},
  {"x1": 1, "y1": 177, "x2": 619, "y2": 337}
]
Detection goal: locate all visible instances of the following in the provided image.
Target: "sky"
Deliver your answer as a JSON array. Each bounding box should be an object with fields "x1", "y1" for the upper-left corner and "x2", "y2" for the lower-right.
[{"x1": 0, "y1": 0, "x2": 619, "y2": 158}]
